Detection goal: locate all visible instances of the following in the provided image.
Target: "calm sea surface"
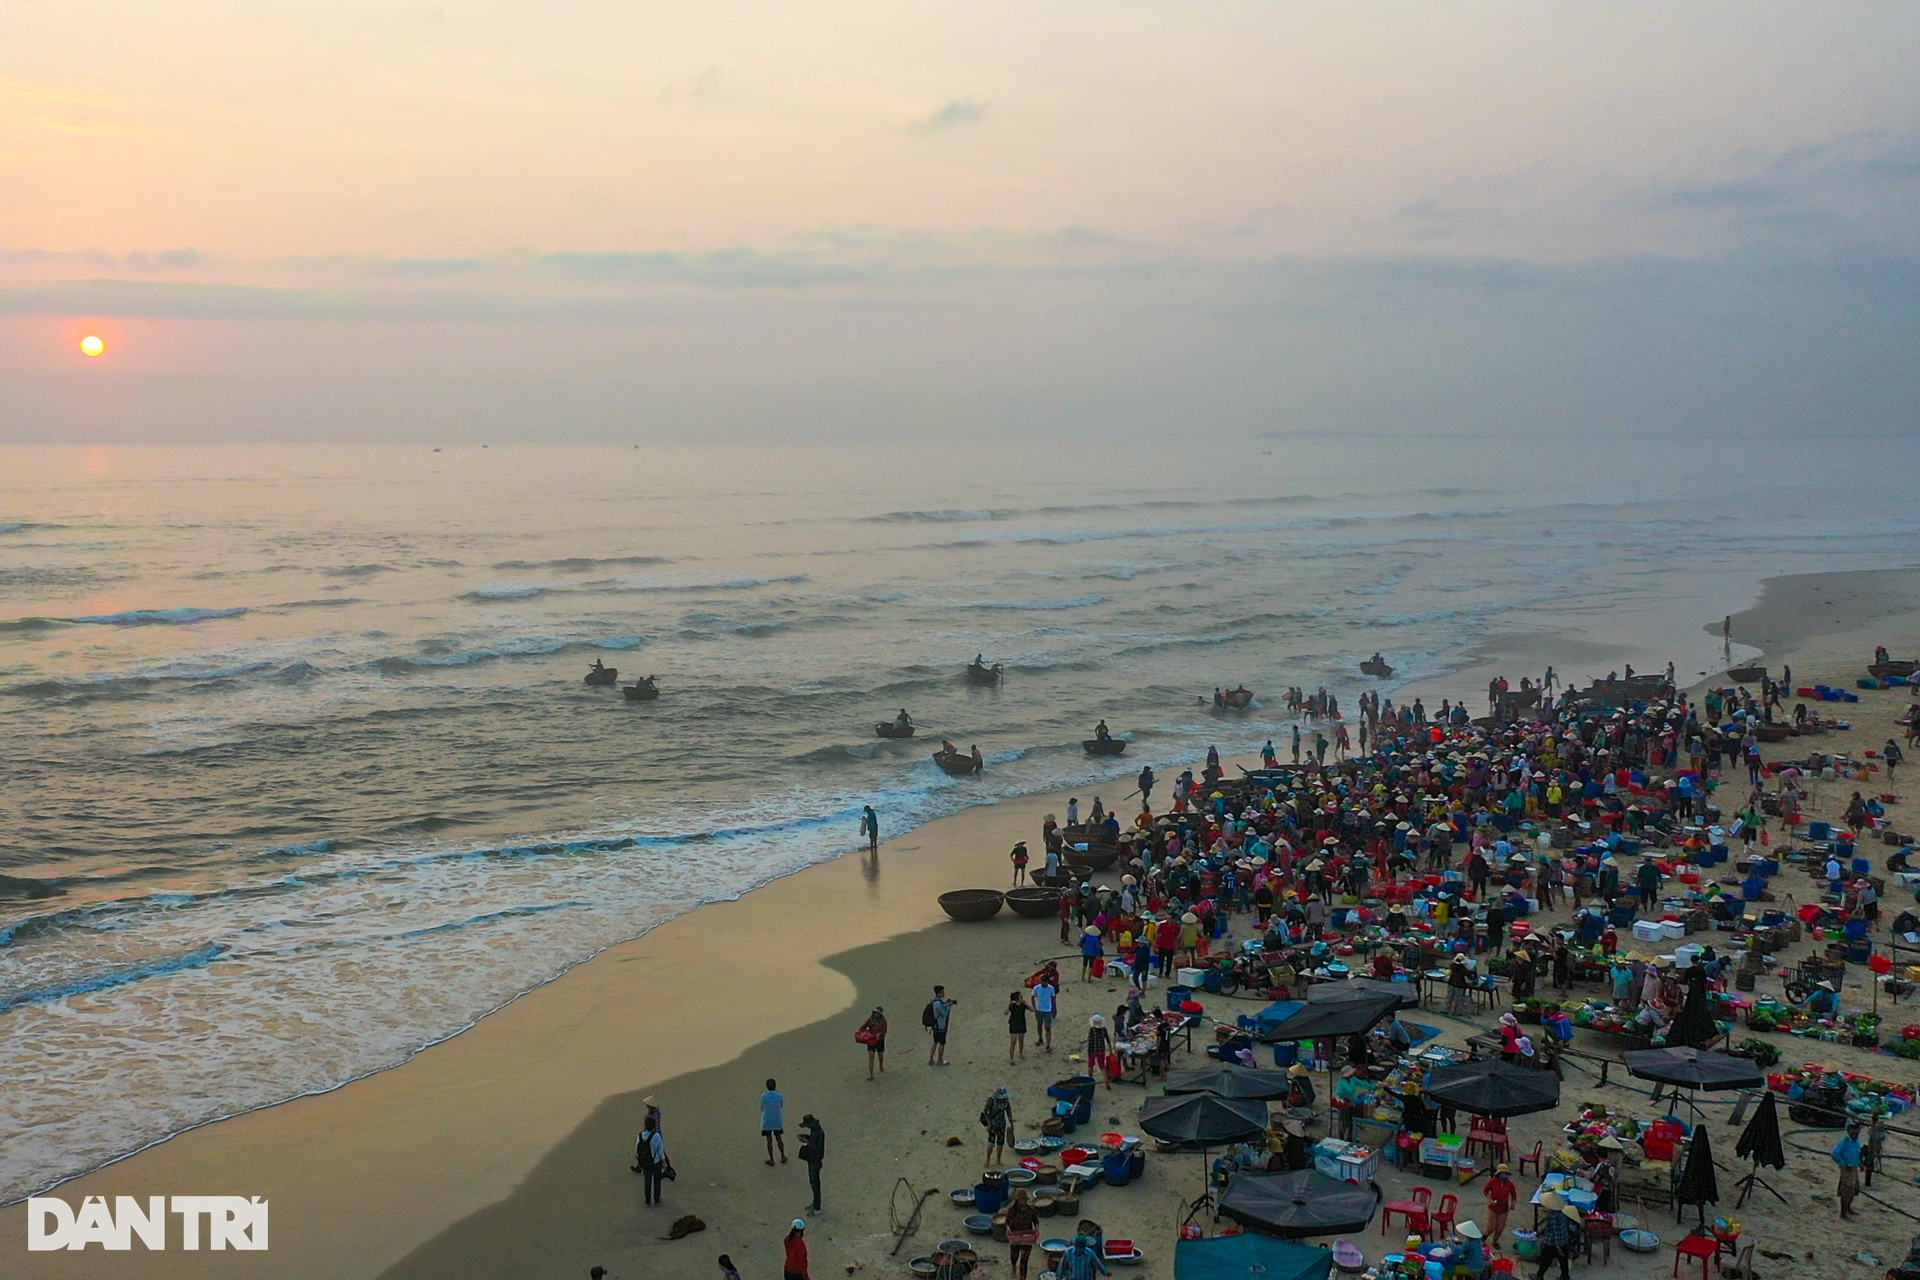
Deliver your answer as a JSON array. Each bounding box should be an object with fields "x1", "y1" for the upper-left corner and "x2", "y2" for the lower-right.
[{"x1": 1, "y1": 437, "x2": 1912, "y2": 1198}]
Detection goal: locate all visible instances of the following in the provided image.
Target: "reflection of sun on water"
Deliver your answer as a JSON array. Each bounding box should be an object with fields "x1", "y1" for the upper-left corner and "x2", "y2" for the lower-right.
[{"x1": 80, "y1": 335, "x2": 105, "y2": 357}]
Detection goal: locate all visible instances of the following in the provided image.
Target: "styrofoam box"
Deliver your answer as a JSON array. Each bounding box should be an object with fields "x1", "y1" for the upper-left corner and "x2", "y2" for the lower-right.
[
  {"x1": 1632, "y1": 921, "x2": 1665, "y2": 942},
  {"x1": 1660, "y1": 920, "x2": 1686, "y2": 940},
  {"x1": 1177, "y1": 967, "x2": 1207, "y2": 986}
]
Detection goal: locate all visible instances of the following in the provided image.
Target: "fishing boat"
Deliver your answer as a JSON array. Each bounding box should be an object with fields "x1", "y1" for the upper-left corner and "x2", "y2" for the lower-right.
[
  {"x1": 1727, "y1": 665, "x2": 1766, "y2": 684},
  {"x1": 965, "y1": 661, "x2": 1005, "y2": 686},
  {"x1": 584, "y1": 664, "x2": 618, "y2": 687},
  {"x1": 1359, "y1": 659, "x2": 1393, "y2": 678},
  {"x1": 875, "y1": 721, "x2": 916, "y2": 738},
  {"x1": 1083, "y1": 738, "x2": 1127, "y2": 756},
  {"x1": 933, "y1": 750, "x2": 983, "y2": 776},
  {"x1": 622, "y1": 677, "x2": 659, "y2": 701},
  {"x1": 1216, "y1": 686, "x2": 1255, "y2": 710},
  {"x1": 1869, "y1": 660, "x2": 1919, "y2": 679},
  {"x1": 1754, "y1": 723, "x2": 1795, "y2": 742}
]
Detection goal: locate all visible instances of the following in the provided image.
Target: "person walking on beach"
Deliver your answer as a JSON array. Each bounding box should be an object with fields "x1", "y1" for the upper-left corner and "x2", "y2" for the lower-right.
[
  {"x1": 860, "y1": 805, "x2": 880, "y2": 855},
  {"x1": 1080, "y1": 924, "x2": 1104, "y2": 981},
  {"x1": 760, "y1": 1078, "x2": 787, "y2": 1166},
  {"x1": 1137, "y1": 765, "x2": 1155, "y2": 807},
  {"x1": 1005, "y1": 1188, "x2": 1041, "y2": 1280},
  {"x1": 1483, "y1": 1163, "x2": 1517, "y2": 1246},
  {"x1": 1723, "y1": 615, "x2": 1732, "y2": 661},
  {"x1": 633, "y1": 1112, "x2": 668, "y2": 1206},
  {"x1": 798, "y1": 1115, "x2": 826, "y2": 1213},
  {"x1": 981, "y1": 1085, "x2": 1014, "y2": 1166},
  {"x1": 926, "y1": 985, "x2": 957, "y2": 1065},
  {"x1": 1032, "y1": 971, "x2": 1059, "y2": 1052},
  {"x1": 858, "y1": 1006, "x2": 888, "y2": 1079},
  {"x1": 784, "y1": 1220, "x2": 810, "y2": 1280}
]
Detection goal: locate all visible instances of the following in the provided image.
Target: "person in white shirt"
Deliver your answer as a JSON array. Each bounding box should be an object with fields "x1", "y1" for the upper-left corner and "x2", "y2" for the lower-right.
[{"x1": 1031, "y1": 978, "x2": 1059, "y2": 1052}]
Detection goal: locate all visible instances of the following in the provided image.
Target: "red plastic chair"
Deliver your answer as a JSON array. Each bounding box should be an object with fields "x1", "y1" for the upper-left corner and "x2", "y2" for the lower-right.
[
  {"x1": 1467, "y1": 1118, "x2": 1511, "y2": 1165},
  {"x1": 1516, "y1": 1140, "x2": 1544, "y2": 1176},
  {"x1": 1674, "y1": 1233, "x2": 1717, "y2": 1279},
  {"x1": 1429, "y1": 1193, "x2": 1458, "y2": 1239},
  {"x1": 1380, "y1": 1186, "x2": 1434, "y2": 1237}
]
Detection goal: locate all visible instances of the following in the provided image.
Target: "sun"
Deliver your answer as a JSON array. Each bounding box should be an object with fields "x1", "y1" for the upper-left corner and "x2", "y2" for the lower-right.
[{"x1": 80, "y1": 335, "x2": 105, "y2": 357}]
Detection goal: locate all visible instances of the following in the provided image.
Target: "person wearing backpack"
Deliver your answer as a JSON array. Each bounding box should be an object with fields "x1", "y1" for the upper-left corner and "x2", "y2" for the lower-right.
[{"x1": 925, "y1": 985, "x2": 957, "y2": 1066}]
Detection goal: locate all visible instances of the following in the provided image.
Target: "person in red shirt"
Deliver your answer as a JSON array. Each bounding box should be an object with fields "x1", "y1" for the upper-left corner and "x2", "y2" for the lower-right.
[
  {"x1": 1483, "y1": 1164, "x2": 1518, "y2": 1246},
  {"x1": 784, "y1": 1220, "x2": 810, "y2": 1280}
]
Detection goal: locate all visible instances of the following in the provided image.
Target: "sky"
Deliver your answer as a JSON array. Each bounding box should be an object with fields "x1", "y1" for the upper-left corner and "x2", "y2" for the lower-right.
[{"x1": 3, "y1": 1, "x2": 1919, "y2": 441}]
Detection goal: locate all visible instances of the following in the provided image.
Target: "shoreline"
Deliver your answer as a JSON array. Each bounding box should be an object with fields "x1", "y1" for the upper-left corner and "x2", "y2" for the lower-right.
[{"x1": 12, "y1": 562, "x2": 1920, "y2": 1277}]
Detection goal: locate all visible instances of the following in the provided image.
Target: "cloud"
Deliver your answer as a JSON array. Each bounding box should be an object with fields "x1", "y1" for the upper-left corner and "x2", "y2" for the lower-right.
[
  {"x1": 911, "y1": 100, "x2": 988, "y2": 135},
  {"x1": 659, "y1": 65, "x2": 723, "y2": 104},
  {"x1": 1388, "y1": 201, "x2": 1505, "y2": 242},
  {"x1": 1645, "y1": 130, "x2": 1920, "y2": 216}
]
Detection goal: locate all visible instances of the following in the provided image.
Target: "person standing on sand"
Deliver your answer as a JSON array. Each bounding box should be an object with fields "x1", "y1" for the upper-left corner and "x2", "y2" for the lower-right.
[
  {"x1": 1833, "y1": 1120, "x2": 1864, "y2": 1218},
  {"x1": 859, "y1": 1006, "x2": 888, "y2": 1079},
  {"x1": 981, "y1": 1085, "x2": 1014, "y2": 1166},
  {"x1": 633, "y1": 1112, "x2": 668, "y2": 1206},
  {"x1": 1080, "y1": 924, "x2": 1104, "y2": 981},
  {"x1": 1137, "y1": 765, "x2": 1156, "y2": 806},
  {"x1": 760, "y1": 1078, "x2": 787, "y2": 1166},
  {"x1": 1010, "y1": 841, "x2": 1030, "y2": 885},
  {"x1": 926, "y1": 985, "x2": 957, "y2": 1065},
  {"x1": 1007, "y1": 990, "x2": 1031, "y2": 1063},
  {"x1": 861, "y1": 805, "x2": 880, "y2": 855},
  {"x1": 784, "y1": 1220, "x2": 810, "y2": 1280},
  {"x1": 1032, "y1": 971, "x2": 1059, "y2": 1052},
  {"x1": 798, "y1": 1116, "x2": 826, "y2": 1213}
]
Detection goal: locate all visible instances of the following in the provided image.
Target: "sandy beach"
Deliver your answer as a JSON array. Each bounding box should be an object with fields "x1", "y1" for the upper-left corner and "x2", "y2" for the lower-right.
[{"x1": 13, "y1": 566, "x2": 1920, "y2": 1280}]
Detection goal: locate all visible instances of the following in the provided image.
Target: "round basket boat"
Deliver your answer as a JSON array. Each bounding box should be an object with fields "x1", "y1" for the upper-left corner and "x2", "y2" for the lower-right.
[
  {"x1": 1006, "y1": 887, "x2": 1064, "y2": 919},
  {"x1": 1076, "y1": 845, "x2": 1120, "y2": 871},
  {"x1": 939, "y1": 889, "x2": 1006, "y2": 922}
]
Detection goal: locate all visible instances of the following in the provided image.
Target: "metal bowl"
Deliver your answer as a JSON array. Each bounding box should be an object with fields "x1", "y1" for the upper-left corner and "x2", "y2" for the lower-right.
[
  {"x1": 910, "y1": 1260, "x2": 938, "y2": 1278},
  {"x1": 949, "y1": 1188, "x2": 976, "y2": 1205}
]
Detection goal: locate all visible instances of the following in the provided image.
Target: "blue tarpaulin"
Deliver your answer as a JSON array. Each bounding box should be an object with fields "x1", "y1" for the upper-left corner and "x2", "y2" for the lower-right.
[
  {"x1": 1174, "y1": 1234, "x2": 1333, "y2": 1280},
  {"x1": 1236, "y1": 1001, "x2": 1304, "y2": 1039}
]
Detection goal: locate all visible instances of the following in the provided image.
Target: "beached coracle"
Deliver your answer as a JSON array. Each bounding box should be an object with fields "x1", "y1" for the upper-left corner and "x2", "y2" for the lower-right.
[
  {"x1": 1728, "y1": 664, "x2": 1766, "y2": 683},
  {"x1": 937, "y1": 889, "x2": 1005, "y2": 922},
  {"x1": 933, "y1": 750, "x2": 982, "y2": 776},
  {"x1": 1004, "y1": 886, "x2": 1063, "y2": 918},
  {"x1": 1082, "y1": 738, "x2": 1127, "y2": 756},
  {"x1": 1869, "y1": 659, "x2": 1918, "y2": 678},
  {"x1": 875, "y1": 721, "x2": 916, "y2": 738},
  {"x1": 965, "y1": 662, "x2": 1005, "y2": 686},
  {"x1": 1073, "y1": 845, "x2": 1120, "y2": 871}
]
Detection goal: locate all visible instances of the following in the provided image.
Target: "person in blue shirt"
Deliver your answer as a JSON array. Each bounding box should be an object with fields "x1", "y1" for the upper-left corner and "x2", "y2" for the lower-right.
[
  {"x1": 1453, "y1": 1219, "x2": 1489, "y2": 1275},
  {"x1": 1059, "y1": 1235, "x2": 1109, "y2": 1280},
  {"x1": 1833, "y1": 1120, "x2": 1864, "y2": 1218},
  {"x1": 760, "y1": 1077, "x2": 787, "y2": 1165},
  {"x1": 1802, "y1": 979, "x2": 1840, "y2": 1015}
]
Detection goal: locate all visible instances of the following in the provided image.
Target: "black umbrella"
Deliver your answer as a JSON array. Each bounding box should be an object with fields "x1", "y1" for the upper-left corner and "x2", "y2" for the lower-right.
[
  {"x1": 1139, "y1": 1093, "x2": 1273, "y2": 1147},
  {"x1": 1305, "y1": 977, "x2": 1421, "y2": 1011},
  {"x1": 1164, "y1": 1066, "x2": 1294, "y2": 1102},
  {"x1": 1734, "y1": 1089, "x2": 1787, "y2": 1208},
  {"x1": 1666, "y1": 974, "x2": 1719, "y2": 1048},
  {"x1": 1423, "y1": 1058, "x2": 1561, "y2": 1119},
  {"x1": 1674, "y1": 1124, "x2": 1719, "y2": 1227},
  {"x1": 1623, "y1": 1047, "x2": 1765, "y2": 1090},
  {"x1": 1257, "y1": 991, "x2": 1402, "y2": 1043},
  {"x1": 1218, "y1": 1169, "x2": 1382, "y2": 1239}
]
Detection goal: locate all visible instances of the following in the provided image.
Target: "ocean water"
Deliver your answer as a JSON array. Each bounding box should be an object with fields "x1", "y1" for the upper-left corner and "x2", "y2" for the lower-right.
[{"x1": 1, "y1": 436, "x2": 1913, "y2": 1200}]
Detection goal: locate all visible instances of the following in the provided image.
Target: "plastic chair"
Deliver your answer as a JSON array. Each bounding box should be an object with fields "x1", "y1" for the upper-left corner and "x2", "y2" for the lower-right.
[
  {"x1": 1516, "y1": 1140, "x2": 1544, "y2": 1176},
  {"x1": 1673, "y1": 1234, "x2": 1717, "y2": 1279},
  {"x1": 1429, "y1": 1193, "x2": 1457, "y2": 1239}
]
